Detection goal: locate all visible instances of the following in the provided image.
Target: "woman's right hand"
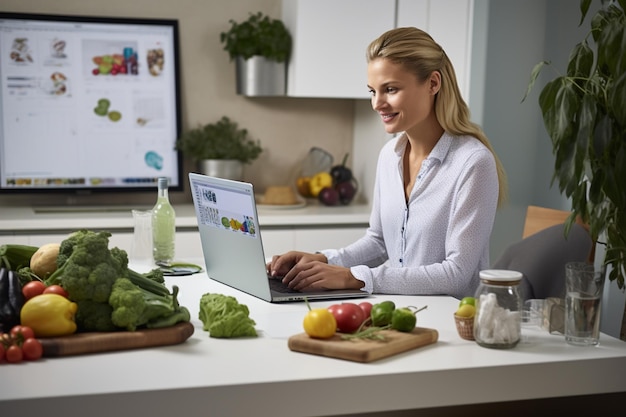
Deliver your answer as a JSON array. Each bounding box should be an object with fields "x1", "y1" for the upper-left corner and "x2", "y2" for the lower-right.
[{"x1": 266, "y1": 251, "x2": 327, "y2": 279}]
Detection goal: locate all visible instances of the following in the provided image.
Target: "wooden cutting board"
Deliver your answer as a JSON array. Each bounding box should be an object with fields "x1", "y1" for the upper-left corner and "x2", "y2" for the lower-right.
[
  {"x1": 288, "y1": 327, "x2": 438, "y2": 363},
  {"x1": 39, "y1": 321, "x2": 195, "y2": 357}
]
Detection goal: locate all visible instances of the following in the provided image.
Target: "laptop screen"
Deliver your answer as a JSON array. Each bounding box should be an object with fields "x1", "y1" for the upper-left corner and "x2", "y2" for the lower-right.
[{"x1": 190, "y1": 177, "x2": 259, "y2": 241}]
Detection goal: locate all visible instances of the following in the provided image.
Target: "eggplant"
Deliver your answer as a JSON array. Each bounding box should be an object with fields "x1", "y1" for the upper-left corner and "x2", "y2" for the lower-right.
[
  {"x1": 0, "y1": 267, "x2": 19, "y2": 332},
  {"x1": 0, "y1": 268, "x2": 24, "y2": 333},
  {"x1": 7, "y1": 269, "x2": 25, "y2": 318}
]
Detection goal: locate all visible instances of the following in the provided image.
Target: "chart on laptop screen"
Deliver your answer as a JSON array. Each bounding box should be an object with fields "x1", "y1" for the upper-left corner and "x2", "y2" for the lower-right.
[{"x1": 190, "y1": 179, "x2": 258, "y2": 239}]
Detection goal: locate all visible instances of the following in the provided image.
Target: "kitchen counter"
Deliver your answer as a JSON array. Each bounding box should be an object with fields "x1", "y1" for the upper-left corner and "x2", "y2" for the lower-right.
[
  {"x1": 1, "y1": 265, "x2": 625, "y2": 417},
  {"x1": 0, "y1": 203, "x2": 371, "y2": 232}
]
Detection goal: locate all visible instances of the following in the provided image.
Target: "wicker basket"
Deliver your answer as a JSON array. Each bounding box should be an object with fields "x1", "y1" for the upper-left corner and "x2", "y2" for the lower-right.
[{"x1": 454, "y1": 313, "x2": 475, "y2": 341}]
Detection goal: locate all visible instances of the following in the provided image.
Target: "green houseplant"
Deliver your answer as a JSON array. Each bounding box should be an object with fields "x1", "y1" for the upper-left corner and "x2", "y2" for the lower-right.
[
  {"x1": 220, "y1": 11, "x2": 292, "y2": 63},
  {"x1": 219, "y1": 12, "x2": 292, "y2": 96},
  {"x1": 524, "y1": 0, "x2": 626, "y2": 339},
  {"x1": 175, "y1": 116, "x2": 262, "y2": 180}
]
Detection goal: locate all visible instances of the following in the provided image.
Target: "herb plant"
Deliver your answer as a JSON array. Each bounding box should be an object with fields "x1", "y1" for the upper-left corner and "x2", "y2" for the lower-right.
[
  {"x1": 175, "y1": 116, "x2": 263, "y2": 164},
  {"x1": 220, "y1": 12, "x2": 292, "y2": 62}
]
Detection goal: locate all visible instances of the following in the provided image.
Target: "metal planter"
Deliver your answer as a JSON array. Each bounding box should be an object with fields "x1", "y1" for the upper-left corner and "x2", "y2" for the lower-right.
[{"x1": 235, "y1": 56, "x2": 286, "y2": 96}]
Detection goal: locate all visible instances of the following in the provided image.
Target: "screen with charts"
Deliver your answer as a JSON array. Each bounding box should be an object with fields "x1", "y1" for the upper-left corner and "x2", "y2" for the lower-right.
[
  {"x1": 0, "y1": 12, "x2": 182, "y2": 193},
  {"x1": 191, "y1": 180, "x2": 259, "y2": 239}
]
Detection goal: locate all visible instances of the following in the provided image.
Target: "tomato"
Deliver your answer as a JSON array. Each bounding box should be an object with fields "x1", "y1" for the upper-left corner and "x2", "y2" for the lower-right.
[
  {"x1": 358, "y1": 301, "x2": 373, "y2": 318},
  {"x1": 43, "y1": 284, "x2": 69, "y2": 298},
  {"x1": 0, "y1": 342, "x2": 4, "y2": 362},
  {"x1": 22, "y1": 338, "x2": 43, "y2": 361},
  {"x1": 303, "y1": 308, "x2": 337, "y2": 339},
  {"x1": 10, "y1": 325, "x2": 35, "y2": 342},
  {"x1": 328, "y1": 302, "x2": 366, "y2": 333},
  {"x1": 5, "y1": 344, "x2": 23, "y2": 363},
  {"x1": 22, "y1": 280, "x2": 46, "y2": 300}
]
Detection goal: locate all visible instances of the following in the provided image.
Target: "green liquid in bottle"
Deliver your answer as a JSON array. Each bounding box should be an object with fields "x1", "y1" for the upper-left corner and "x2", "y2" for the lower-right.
[{"x1": 152, "y1": 177, "x2": 176, "y2": 264}]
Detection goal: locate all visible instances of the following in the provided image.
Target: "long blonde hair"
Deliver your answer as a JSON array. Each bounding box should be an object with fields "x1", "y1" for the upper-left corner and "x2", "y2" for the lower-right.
[{"x1": 367, "y1": 27, "x2": 508, "y2": 206}]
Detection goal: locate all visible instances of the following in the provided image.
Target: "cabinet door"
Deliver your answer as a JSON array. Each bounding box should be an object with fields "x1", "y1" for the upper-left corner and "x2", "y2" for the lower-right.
[
  {"x1": 283, "y1": 0, "x2": 396, "y2": 98},
  {"x1": 397, "y1": 0, "x2": 473, "y2": 100}
]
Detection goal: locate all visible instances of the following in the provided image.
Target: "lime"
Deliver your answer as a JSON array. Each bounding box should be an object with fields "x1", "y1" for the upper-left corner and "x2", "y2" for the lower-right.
[
  {"x1": 459, "y1": 297, "x2": 476, "y2": 307},
  {"x1": 391, "y1": 308, "x2": 417, "y2": 332}
]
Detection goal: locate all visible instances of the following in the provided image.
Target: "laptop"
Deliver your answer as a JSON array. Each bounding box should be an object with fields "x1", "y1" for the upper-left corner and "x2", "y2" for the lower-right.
[{"x1": 188, "y1": 172, "x2": 368, "y2": 302}]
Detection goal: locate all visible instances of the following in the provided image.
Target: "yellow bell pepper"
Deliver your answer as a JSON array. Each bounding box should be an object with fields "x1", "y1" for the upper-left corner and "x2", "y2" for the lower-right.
[
  {"x1": 308, "y1": 171, "x2": 333, "y2": 197},
  {"x1": 20, "y1": 293, "x2": 78, "y2": 337}
]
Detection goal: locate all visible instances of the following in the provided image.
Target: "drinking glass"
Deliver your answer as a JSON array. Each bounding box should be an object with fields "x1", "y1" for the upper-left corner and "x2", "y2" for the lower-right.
[
  {"x1": 130, "y1": 209, "x2": 154, "y2": 273},
  {"x1": 564, "y1": 262, "x2": 604, "y2": 346}
]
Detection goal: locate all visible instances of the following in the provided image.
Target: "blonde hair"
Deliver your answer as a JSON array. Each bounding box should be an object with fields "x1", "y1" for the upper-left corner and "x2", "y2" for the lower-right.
[{"x1": 367, "y1": 27, "x2": 508, "y2": 206}]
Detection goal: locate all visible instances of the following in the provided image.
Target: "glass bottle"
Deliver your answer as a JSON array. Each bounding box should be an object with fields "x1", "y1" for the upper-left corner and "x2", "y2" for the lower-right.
[
  {"x1": 473, "y1": 269, "x2": 523, "y2": 349},
  {"x1": 152, "y1": 177, "x2": 175, "y2": 264}
]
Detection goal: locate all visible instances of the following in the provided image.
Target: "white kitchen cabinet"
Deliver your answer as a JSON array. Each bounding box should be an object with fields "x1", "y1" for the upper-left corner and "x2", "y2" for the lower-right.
[
  {"x1": 282, "y1": 0, "x2": 396, "y2": 98},
  {"x1": 397, "y1": 0, "x2": 474, "y2": 101},
  {"x1": 282, "y1": 0, "x2": 474, "y2": 100}
]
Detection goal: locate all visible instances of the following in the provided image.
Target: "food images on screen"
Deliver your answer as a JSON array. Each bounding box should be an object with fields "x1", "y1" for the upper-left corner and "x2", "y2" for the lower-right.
[
  {"x1": 145, "y1": 151, "x2": 164, "y2": 171},
  {"x1": 85, "y1": 40, "x2": 139, "y2": 76},
  {"x1": 93, "y1": 98, "x2": 122, "y2": 122},
  {"x1": 147, "y1": 48, "x2": 164, "y2": 76},
  {"x1": 10, "y1": 37, "x2": 33, "y2": 63}
]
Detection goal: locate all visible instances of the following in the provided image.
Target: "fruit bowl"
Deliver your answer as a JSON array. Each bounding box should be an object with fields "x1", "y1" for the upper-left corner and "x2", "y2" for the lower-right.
[{"x1": 454, "y1": 313, "x2": 475, "y2": 341}]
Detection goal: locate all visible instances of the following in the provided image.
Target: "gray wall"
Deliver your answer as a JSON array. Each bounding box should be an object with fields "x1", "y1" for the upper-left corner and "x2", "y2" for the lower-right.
[{"x1": 484, "y1": 0, "x2": 584, "y2": 262}]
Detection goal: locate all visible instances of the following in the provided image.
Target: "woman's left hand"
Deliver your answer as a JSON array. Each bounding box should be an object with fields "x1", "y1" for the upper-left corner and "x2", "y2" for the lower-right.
[{"x1": 282, "y1": 261, "x2": 364, "y2": 291}]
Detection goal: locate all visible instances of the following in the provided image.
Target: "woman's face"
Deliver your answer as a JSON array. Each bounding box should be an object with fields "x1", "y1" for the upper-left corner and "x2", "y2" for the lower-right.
[{"x1": 367, "y1": 58, "x2": 439, "y2": 135}]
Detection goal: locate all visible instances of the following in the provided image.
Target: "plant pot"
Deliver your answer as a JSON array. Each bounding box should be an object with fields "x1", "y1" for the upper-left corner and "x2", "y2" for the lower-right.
[
  {"x1": 199, "y1": 159, "x2": 243, "y2": 181},
  {"x1": 236, "y1": 56, "x2": 286, "y2": 96}
]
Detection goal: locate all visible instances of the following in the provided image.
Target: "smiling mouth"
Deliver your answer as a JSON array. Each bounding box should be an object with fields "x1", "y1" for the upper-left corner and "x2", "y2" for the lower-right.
[{"x1": 380, "y1": 113, "x2": 397, "y2": 123}]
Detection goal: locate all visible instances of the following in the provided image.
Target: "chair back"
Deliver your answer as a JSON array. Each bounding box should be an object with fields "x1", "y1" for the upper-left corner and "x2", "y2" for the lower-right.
[{"x1": 523, "y1": 205, "x2": 594, "y2": 262}]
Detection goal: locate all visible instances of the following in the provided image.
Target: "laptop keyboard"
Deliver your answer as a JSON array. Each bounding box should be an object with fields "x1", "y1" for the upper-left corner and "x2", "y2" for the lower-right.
[{"x1": 268, "y1": 277, "x2": 300, "y2": 293}]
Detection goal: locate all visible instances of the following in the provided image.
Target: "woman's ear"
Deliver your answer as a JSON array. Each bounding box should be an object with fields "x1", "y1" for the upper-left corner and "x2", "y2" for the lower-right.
[{"x1": 430, "y1": 71, "x2": 442, "y2": 95}]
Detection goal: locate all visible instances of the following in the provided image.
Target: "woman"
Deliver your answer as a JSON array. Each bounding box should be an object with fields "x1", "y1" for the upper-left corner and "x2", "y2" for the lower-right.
[{"x1": 267, "y1": 27, "x2": 507, "y2": 299}]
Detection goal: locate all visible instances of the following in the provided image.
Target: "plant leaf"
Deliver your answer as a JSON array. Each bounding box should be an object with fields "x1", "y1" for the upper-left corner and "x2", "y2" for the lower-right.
[
  {"x1": 596, "y1": 7, "x2": 625, "y2": 76},
  {"x1": 580, "y1": 0, "x2": 592, "y2": 26},
  {"x1": 567, "y1": 41, "x2": 594, "y2": 79},
  {"x1": 522, "y1": 60, "x2": 550, "y2": 102},
  {"x1": 539, "y1": 78, "x2": 580, "y2": 146},
  {"x1": 609, "y1": 71, "x2": 626, "y2": 125}
]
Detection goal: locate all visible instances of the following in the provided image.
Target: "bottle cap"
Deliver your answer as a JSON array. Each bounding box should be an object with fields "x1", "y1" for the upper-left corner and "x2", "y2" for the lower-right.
[{"x1": 158, "y1": 177, "x2": 168, "y2": 189}]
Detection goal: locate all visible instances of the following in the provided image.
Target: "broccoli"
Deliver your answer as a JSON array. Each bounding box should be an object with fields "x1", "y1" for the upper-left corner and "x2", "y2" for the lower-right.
[
  {"x1": 198, "y1": 293, "x2": 257, "y2": 338},
  {"x1": 46, "y1": 230, "x2": 123, "y2": 303},
  {"x1": 44, "y1": 230, "x2": 126, "y2": 331},
  {"x1": 109, "y1": 277, "x2": 187, "y2": 331},
  {"x1": 44, "y1": 229, "x2": 190, "y2": 332},
  {"x1": 74, "y1": 300, "x2": 117, "y2": 332}
]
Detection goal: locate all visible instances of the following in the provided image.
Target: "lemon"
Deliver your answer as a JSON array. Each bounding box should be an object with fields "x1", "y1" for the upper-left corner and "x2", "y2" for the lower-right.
[{"x1": 455, "y1": 304, "x2": 476, "y2": 318}]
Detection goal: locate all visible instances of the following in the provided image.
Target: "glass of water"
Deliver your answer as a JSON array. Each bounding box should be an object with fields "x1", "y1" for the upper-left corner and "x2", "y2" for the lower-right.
[{"x1": 564, "y1": 262, "x2": 605, "y2": 346}]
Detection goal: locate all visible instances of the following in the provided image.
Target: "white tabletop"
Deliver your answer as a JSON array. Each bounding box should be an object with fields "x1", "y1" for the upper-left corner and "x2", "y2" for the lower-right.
[{"x1": 1, "y1": 263, "x2": 625, "y2": 417}]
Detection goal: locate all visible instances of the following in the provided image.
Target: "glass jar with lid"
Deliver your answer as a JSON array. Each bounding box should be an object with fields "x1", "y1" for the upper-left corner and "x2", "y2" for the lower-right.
[{"x1": 473, "y1": 269, "x2": 523, "y2": 349}]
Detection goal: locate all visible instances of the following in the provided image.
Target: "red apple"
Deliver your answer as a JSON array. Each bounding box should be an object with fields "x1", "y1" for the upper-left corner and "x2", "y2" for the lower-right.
[
  {"x1": 336, "y1": 180, "x2": 358, "y2": 205},
  {"x1": 318, "y1": 187, "x2": 339, "y2": 206}
]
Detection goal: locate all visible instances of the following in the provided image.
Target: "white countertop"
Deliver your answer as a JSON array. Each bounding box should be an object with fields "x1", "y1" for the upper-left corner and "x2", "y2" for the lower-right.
[
  {"x1": 1, "y1": 263, "x2": 625, "y2": 417},
  {"x1": 0, "y1": 202, "x2": 371, "y2": 232}
]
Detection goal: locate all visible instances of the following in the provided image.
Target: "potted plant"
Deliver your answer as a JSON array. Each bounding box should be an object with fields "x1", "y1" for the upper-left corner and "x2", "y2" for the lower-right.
[
  {"x1": 219, "y1": 11, "x2": 292, "y2": 96},
  {"x1": 524, "y1": 0, "x2": 625, "y2": 339},
  {"x1": 175, "y1": 116, "x2": 263, "y2": 180}
]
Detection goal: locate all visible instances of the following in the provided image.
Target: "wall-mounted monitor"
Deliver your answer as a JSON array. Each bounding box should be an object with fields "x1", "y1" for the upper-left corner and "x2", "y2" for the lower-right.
[{"x1": 0, "y1": 12, "x2": 183, "y2": 196}]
